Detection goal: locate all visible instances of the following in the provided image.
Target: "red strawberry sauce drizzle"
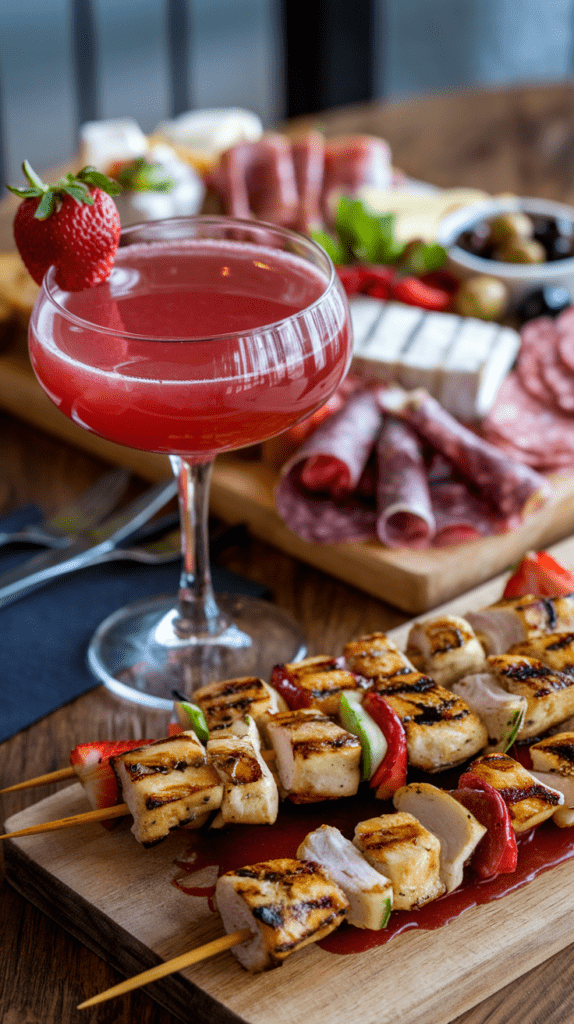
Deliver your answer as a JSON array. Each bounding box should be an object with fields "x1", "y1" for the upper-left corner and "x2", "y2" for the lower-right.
[{"x1": 171, "y1": 782, "x2": 574, "y2": 955}]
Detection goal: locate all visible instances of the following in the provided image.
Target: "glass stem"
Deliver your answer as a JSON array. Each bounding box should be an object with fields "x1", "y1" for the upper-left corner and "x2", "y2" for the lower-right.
[{"x1": 170, "y1": 454, "x2": 228, "y2": 638}]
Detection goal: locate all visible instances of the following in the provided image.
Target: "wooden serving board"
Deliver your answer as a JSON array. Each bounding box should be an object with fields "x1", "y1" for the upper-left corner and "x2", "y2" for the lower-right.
[
  {"x1": 4, "y1": 333, "x2": 574, "y2": 613},
  {"x1": 6, "y1": 531, "x2": 574, "y2": 1024}
]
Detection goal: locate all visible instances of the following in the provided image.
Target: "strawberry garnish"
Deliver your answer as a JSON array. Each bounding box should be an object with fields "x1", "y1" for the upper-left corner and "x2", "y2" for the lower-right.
[
  {"x1": 70, "y1": 739, "x2": 153, "y2": 828},
  {"x1": 7, "y1": 161, "x2": 121, "y2": 291},
  {"x1": 502, "y1": 550, "x2": 574, "y2": 599}
]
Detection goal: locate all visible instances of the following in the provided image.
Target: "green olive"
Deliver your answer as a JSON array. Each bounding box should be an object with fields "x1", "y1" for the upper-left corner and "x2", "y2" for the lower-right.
[
  {"x1": 496, "y1": 237, "x2": 546, "y2": 264},
  {"x1": 453, "y1": 275, "x2": 509, "y2": 320},
  {"x1": 489, "y1": 211, "x2": 534, "y2": 246}
]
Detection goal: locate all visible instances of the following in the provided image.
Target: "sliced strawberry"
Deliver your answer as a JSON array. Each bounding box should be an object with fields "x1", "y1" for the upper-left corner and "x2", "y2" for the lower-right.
[
  {"x1": 455, "y1": 773, "x2": 518, "y2": 877},
  {"x1": 391, "y1": 275, "x2": 452, "y2": 311},
  {"x1": 70, "y1": 739, "x2": 153, "y2": 828},
  {"x1": 503, "y1": 550, "x2": 574, "y2": 599}
]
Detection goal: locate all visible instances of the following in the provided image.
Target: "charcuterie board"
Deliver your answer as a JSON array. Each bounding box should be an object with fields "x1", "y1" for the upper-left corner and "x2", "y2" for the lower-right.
[
  {"x1": 6, "y1": 532, "x2": 574, "y2": 1024},
  {"x1": 2, "y1": 337, "x2": 574, "y2": 612}
]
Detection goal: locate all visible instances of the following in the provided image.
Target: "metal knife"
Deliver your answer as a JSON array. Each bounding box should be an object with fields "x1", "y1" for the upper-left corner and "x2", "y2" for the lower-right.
[
  {"x1": 0, "y1": 477, "x2": 178, "y2": 610},
  {"x1": 0, "y1": 467, "x2": 131, "y2": 548}
]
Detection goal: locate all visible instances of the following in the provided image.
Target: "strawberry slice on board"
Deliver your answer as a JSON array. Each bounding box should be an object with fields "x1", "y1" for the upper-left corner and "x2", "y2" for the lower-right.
[
  {"x1": 7, "y1": 161, "x2": 121, "y2": 291},
  {"x1": 70, "y1": 739, "x2": 153, "y2": 829},
  {"x1": 503, "y1": 550, "x2": 574, "y2": 599}
]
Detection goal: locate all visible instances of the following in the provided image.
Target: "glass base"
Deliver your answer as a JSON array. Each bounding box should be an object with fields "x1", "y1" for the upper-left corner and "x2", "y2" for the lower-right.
[{"x1": 87, "y1": 592, "x2": 307, "y2": 709}]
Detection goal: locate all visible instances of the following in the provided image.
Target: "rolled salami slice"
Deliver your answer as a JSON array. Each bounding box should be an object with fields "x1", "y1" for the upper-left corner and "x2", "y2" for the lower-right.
[
  {"x1": 376, "y1": 418, "x2": 435, "y2": 548},
  {"x1": 274, "y1": 387, "x2": 382, "y2": 543},
  {"x1": 379, "y1": 387, "x2": 552, "y2": 518},
  {"x1": 430, "y1": 480, "x2": 515, "y2": 546},
  {"x1": 296, "y1": 388, "x2": 383, "y2": 498}
]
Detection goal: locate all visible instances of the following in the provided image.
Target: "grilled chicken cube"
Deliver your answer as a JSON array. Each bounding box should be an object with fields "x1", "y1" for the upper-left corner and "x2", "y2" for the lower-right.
[
  {"x1": 450, "y1": 672, "x2": 526, "y2": 753},
  {"x1": 343, "y1": 632, "x2": 416, "y2": 683},
  {"x1": 393, "y1": 782, "x2": 486, "y2": 892},
  {"x1": 193, "y1": 676, "x2": 288, "y2": 734},
  {"x1": 265, "y1": 708, "x2": 361, "y2": 803},
  {"x1": 466, "y1": 595, "x2": 574, "y2": 656},
  {"x1": 405, "y1": 615, "x2": 486, "y2": 687},
  {"x1": 530, "y1": 732, "x2": 574, "y2": 826},
  {"x1": 215, "y1": 858, "x2": 348, "y2": 972},
  {"x1": 371, "y1": 672, "x2": 488, "y2": 772},
  {"x1": 465, "y1": 752, "x2": 563, "y2": 832},
  {"x1": 297, "y1": 824, "x2": 393, "y2": 930},
  {"x1": 508, "y1": 632, "x2": 574, "y2": 676},
  {"x1": 207, "y1": 717, "x2": 278, "y2": 826},
  {"x1": 271, "y1": 656, "x2": 362, "y2": 715},
  {"x1": 111, "y1": 731, "x2": 223, "y2": 847},
  {"x1": 486, "y1": 654, "x2": 574, "y2": 739},
  {"x1": 353, "y1": 812, "x2": 445, "y2": 910}
]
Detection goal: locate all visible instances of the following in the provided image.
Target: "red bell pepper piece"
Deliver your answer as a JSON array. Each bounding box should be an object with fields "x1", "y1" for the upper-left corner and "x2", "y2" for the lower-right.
[
  {"x1": 391, "y1": 275, "x2": 452, "y2": 311},
  {"x1": 363, "y1": 691, "x2": 408, "y2": 799},
  {"x1": 503, "y1": 550, "x2": 574, "y2": 599},
  {"x1": 456, "y1": 772, "x2": 518, "y2": 877}
]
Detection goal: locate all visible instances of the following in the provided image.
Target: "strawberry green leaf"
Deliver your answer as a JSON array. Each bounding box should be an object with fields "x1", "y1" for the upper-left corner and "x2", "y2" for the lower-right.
[
  {"x1": 76, "y1": 166, "x2": 122, "y2": 195},
  {"x1": 115, "y1": 158, "x2": 174, "y2": 193},
  {"x1": 61, "y1": 183, "x2": 94, "y2": 205},
  {"x1": 34, "y1": 190, "x2": 57, "y2": 220},
  {"x1": 22, "y1": 159, "x2": 46, "y2": 190}
]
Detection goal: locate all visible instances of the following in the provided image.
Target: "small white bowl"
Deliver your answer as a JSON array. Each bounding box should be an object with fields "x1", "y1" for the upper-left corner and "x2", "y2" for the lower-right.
[{"x1": 436, "y1": 196, "x2": 574, "y2": 304}]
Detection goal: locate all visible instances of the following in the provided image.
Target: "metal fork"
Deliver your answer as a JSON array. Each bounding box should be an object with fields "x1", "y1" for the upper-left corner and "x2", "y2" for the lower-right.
[
  {"x1": 89, "y1": 529, "x2": 182, "y2": 566},
  {"x1": 0, "y1": 468, "x2": 130, "y2": 548}
]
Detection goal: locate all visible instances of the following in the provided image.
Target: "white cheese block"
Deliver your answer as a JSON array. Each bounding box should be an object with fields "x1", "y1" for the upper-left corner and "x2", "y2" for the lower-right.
[
  {"x1": 350, "y1": 297, "x2": 519, "y2": 421},
  {"x1": 348, "y1": 295, "x2": 385, "y2": 350},
  {"x1": 79, "y1": 118, "x2": 149, "y2": 169}
]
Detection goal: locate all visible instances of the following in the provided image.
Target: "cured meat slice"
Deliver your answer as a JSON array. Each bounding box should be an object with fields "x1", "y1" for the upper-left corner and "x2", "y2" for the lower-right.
[
  {"x1": 430, "y1": 481, "x2": 514, "y2": 546},
  {"x1": 375, "y1": 418, "x2": 435, "y2": 548},
  {"x1": 380, "y1": 387, "x2": 551, "y2": 519},
  {"x1": 483, "y1": 372, "x2": 574, "y2": 472},
  {"x1": 516, "y1": 317, "x2": 557, "y2": 406},
  {"x1": 275, "y1": 388, "x2": 382, "y2": 544},
  {"x1": 322, "y1": 135, "x2": 393, "y2": 223},
  {"x1": 206, "y1": 135, "x2": 299, "y2": 225},
  {"x1": 296, "y1": 388, "x2": 383, "y2": 497},
  {"x1": 291, "y1": 130, "x2": 325, "y2": 232}
]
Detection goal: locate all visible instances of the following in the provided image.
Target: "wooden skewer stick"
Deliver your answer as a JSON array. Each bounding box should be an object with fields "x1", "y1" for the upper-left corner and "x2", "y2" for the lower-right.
[
  {"x1": 0, "y1": 802, "x2": 129, "y2": 839},
  {"x1": 0, "y1": 765, "x2": 76, "y2": 794},
  {"x1": 0, "y1": 746, "x2": 275, "y2": 797},
  {"x1": 77, "y1": 928, "x2": 252, "y2": 1009}
]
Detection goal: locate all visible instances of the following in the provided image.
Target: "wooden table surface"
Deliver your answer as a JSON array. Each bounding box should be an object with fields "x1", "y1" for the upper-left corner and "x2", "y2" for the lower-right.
[{"x1": 3, "y1": 81, "x2": 574, "y2": 1024}]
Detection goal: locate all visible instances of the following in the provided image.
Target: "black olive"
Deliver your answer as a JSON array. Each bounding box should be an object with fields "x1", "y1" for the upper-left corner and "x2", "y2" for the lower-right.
[
  {"x1": 514, "y1": 286, "x2": 571, "y2": 324},
  {"x1": 546, "y1": 235, "x2": 574, "y2": 261}
]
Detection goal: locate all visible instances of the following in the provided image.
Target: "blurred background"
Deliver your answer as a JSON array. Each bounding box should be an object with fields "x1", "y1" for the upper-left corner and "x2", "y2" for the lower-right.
[{"x1": 0, "y1": 0, "x2": 573, "y2": 187}]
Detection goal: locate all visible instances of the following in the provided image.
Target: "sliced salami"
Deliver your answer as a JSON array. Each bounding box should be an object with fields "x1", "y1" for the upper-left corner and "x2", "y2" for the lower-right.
[
  {"x1": 376, "y1": 418, "x2": 435, "y2": 548},
  {"x1": 482, "y1": 372, "x2": 574, "y2": 471},
  {"x1": 516, "y1": 317, "x2": 557, "y2": 406},
  {"x1": 379, "y1": 387, "x2": 552, "y2": 518},
  {"x1": 275, "y1": 471, "x2": 377, "y2": 544},
  {"x1": 538, "y1": 338, "x2": 574, "y2": 413},
  {"x1": 295, "y1": 388, "x2": 383, "y2": 498},
  {"x1": 430, "y1": 480, "x2": 515, "y2": 547}
]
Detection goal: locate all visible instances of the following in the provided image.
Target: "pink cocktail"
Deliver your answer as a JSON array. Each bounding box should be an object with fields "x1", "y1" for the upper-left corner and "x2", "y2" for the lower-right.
[{"x1": 29, "y1": 217, "x2": 352, "y2": 705}]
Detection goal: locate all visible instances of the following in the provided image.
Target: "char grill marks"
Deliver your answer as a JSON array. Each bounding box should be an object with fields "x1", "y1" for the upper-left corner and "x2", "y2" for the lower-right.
[
  {"x1": 487, "y1": 654, "x2": 574, "y2": 738},
  {"x1": 466, "y1": 594, "x2": 574, "y2": 656},
  {"x1": 466, "y1": 752, "x2": 561, "y2": 831},
  {"x1": 508, "y1": 631, "x2": 574, "y2": 676},
  {"x1": 215, "y1": 858, "x2": 349, "y2": 971},
  {"x1": 405, "y1": 615, "x2": 486, "y2": 687},
  {"x1": 265, "y1": 708, "x2": 362, "y2": 803},
  {"x1": 111, "y1": 732, "x2": 223, "y2": 846},
  {"x1": 193, "y1": 675, "x2": 285, "y2": 732},
  {"x1": 271, "y1": 656, "x2": 362, "y2": 715},
  {"x1": 343, "y1": 633, "x2": 487, "y2": 771}
]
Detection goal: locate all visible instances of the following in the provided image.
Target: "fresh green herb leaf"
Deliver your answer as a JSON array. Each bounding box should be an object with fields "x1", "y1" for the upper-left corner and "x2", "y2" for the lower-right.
[
  {"x1": 311, "y1": 228, "x2": 348, "y2": 265},
  {"x1": 116, "y1": 157, "x2": 175, "y2": 193}
]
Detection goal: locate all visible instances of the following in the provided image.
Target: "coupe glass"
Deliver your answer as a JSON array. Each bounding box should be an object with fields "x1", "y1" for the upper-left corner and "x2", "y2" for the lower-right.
[{"x1": 28, "y1": 216, "x2": 352, "y2": 708}]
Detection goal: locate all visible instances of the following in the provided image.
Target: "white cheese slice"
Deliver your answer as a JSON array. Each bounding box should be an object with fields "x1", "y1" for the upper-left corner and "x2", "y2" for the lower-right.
[
  {"x1": 155, "y1": 108, "x2": 263, "y2": 160},
  {"x1": 395, "y1": 311, "x2": 460, "y2": 393},
  {"x1": 349, "y1": 295, "x2": 385, "y2": 351},
  {"x1": 437, "y1": 320, "x2": 520, "y2": 422},
  {"x1": 351, "y1": 301, "x2": 424, "y2": 380}
]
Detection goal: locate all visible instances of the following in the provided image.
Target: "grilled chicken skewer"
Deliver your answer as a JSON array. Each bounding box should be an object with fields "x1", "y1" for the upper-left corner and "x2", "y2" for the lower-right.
[
  {"x1": 466, "y1": 595, "x2": 574, "y2": 656},
  {"x1": 405, "y1": 615, "x2": 486, "y2": 687}
]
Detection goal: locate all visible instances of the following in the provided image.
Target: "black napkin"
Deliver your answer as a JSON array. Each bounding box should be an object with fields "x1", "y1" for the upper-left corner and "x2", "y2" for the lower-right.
[{"x1": 0, "y1": 506, "x2": 268, "y2": 743}]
